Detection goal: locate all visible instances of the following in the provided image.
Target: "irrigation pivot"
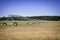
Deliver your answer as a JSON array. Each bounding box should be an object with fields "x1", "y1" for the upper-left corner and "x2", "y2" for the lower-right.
[
  {"x1": 9, "y1": 15, "x2": 17, "y2": 26},
  {"x1": 3, "y1": 15, "x2": 17, "y2": 26}
]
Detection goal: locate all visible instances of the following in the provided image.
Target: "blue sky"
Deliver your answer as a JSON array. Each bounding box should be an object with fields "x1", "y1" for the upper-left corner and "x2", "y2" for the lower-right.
[{"x1": 0, "y1": 0, "x2": 60, "y2": 17}]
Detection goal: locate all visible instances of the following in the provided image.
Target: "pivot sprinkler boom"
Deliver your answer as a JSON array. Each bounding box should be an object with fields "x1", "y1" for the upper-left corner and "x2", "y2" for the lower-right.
[
  {"x1": 3, "y1": 15, "x2": 17, "y2": 26},
  {"x1": 9, "y1": 15, "x2": 17, "y2": 26}
]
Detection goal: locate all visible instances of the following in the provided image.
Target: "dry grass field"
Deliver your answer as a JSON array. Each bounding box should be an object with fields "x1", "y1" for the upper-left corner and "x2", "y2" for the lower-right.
[{"x1": 0, "y1": 21, "x2": 60, "y2": 40}]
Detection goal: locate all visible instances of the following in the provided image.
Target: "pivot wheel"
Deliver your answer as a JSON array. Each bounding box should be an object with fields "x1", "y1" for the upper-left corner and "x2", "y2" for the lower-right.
[
  {"x1": 13, "y1": 22, "x2": 17, "y2": 26},
  {"x1": 3, "y1": 22, "x2": 7, "y2": 26},
  {"x1": 27, "y1": 23, "x2": 29, "y2": 24}
]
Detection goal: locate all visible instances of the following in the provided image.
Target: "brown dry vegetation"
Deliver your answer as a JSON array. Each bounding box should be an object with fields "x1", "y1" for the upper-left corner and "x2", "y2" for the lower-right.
[{"x1": 0, "y1": 21, "x2": 60, "y2": 40}]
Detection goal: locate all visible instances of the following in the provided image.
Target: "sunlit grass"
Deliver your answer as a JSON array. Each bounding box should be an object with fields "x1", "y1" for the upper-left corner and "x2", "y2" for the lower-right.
[{"x1": 0, "y1": 21, "x2": 60, "y2": 40}]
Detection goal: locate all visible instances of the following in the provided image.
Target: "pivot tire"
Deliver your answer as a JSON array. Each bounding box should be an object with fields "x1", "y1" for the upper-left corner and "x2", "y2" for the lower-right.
[
  {"x1": 13, "y1": 22, "x2": 17, "y2": 26},
  {"x1": 3, "y1": 22, "x2": 7, "y2": 26}
]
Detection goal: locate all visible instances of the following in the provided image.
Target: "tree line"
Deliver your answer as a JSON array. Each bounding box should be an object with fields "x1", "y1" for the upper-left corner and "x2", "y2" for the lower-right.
[
  {"x1": 0, "y1": 16, "x2": 60, "y2": 21},
  {"x1": 27, "y1": 16, "x2": 60, "y2": 21}
]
